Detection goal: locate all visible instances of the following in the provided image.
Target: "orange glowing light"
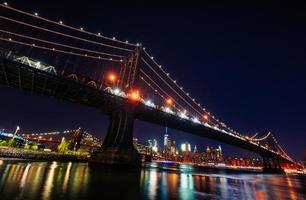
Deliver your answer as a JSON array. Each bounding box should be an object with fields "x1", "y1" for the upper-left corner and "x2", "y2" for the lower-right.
[
  {"x1": 166, "y1": 98, "x2": 173, "y2": 105},
  {"x1": 129, "y1": 90, "x2": 141, "y2": 101},
  {"x1": 108, "y1": 73, "x2": 117, "y2": 83},
  {"x1": 203, "y1": 114, "x2": 209, "y2": 120}
]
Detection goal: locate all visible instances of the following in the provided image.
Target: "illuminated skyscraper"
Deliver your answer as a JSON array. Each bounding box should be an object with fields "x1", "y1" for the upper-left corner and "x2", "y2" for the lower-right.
[{"x1": 181, "y1": 142, "x2": 191, "y2": 152}]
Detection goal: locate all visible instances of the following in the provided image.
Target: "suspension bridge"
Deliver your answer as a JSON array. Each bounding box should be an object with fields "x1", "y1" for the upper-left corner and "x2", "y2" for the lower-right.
[{"x1": 0, "y1": 3, "x2": 301, "y2": 172}]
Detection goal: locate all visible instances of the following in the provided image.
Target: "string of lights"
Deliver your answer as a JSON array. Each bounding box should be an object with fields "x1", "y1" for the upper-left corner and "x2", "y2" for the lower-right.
[
  {"x1": 0, "y1": 16, "x2": 133, "y2": 52},
  {"x1": 139, "y1": 69, "x2": 187, "y2": 112},
  {"x1": 0, "y1": 3, "x2": 138, "y2": 47},
  {"x1": 0, "y1": 37, "x2": 121, "y2": 62},
  {"x1": 140, "y1": 77, "x2": 185, "y2": 115},
  {"x1": 139, "y1": 75, "x2": 165, "y2": 99},
  {"x1": 143, "y1": 49, "x2": 239, "y2": 134},
  {"x1": 248, "y1": 132, "x2": 272, "y2": 141},
  {"x1": 0, "y1": 29, "x2": 125, "y2": 59},
  {"x1": 250, "y1": 132, "x2": 259, "y2": 139},
  {"x1": 141, "y1": 58, "x2": 218, "y2": 126},
  {"x1": 271, "y1": 134, "x2": 292, "y2": 160}
]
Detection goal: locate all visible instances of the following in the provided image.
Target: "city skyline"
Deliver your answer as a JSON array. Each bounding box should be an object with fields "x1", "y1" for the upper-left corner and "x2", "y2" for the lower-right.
[{"x1": 0, "y1": 124, "x2": 298, "y2": 162}]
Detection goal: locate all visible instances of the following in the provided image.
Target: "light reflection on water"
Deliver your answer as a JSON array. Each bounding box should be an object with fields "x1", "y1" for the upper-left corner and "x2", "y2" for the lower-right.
[{"x1": 0, "y1": 159, "x2": 304, "y2": 200}]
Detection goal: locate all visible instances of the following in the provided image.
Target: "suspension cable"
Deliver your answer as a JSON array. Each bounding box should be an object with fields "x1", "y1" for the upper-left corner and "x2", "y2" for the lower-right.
[
  {"x1": 0, "y1": 29, "x2": 125, "y2": 58},
  {"x1": 0, "y1": 4, "x2": 137, "y2": 47},
  {"x1": 250, "y1": 132, "x2": 259, "y2": 139},
  {"x1": 0, "y1": 16, "x2": 133, "y2": 52},
  {"x1": 143, "y1": 50, "x2": 238, "y2": 133},
  {"x1": 0, "y1": 37, "x2": 121, "y2": 62},
  {"x1": 271, "y1": 134, "x2": 292, "y2": 160},
  {"x1": 139, "y1": 69, "x2": 186, "y2": 112},
  {"x1": 247, "y1": 132, "x2": 271, "y2": 141},
  {"x1": 141, "y1": 58, "x2": 213, "y2": 121},
  {"x1": 140, "y1": 75, "x2": 165, "y2": 99}
]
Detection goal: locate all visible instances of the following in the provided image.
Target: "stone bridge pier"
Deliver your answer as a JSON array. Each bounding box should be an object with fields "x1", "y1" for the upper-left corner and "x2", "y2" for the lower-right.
[{"x1": 90, "y1": 105, "x2": 141, "y2": 166}]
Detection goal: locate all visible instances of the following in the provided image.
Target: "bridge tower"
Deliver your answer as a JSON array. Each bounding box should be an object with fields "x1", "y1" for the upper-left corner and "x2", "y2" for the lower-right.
[
  {"x1": 91, "y1": 47, "x2": 142, "y2": 166},
  {"x1": 118, "y1": 46, "x2": 142, "y2": 91}
]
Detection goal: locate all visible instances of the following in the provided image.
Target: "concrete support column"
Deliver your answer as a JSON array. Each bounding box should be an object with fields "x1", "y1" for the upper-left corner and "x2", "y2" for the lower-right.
[{"x1": 90, "y1": 106, "x2": 141, "y2": 166}]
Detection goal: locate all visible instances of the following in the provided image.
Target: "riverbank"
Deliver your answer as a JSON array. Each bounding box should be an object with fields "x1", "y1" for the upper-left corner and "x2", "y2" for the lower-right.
[{"x1": 0, "y1": 147, "x2": 88, "y2": 162}]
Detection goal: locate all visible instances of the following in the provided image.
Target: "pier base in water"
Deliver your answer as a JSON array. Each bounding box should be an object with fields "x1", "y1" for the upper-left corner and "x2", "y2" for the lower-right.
[{"x1": 90, "y1": 106, "x2": 141, "y2": 166}]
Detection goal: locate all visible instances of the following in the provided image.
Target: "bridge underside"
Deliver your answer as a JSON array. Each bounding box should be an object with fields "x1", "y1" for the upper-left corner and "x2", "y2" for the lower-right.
[{"x1": 0, "y1": 57, "x2": 293, "y2": 170}]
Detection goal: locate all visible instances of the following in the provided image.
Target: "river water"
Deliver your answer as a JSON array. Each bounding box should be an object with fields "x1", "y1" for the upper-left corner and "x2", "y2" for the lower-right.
[{"x1": 0, "y1": 159, "x2": 305, "y2": 200}]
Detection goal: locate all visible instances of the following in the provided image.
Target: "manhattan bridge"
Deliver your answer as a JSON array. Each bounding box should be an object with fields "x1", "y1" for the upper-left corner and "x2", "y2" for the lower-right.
[{"x1": 0, "y1": 3, "x2": 301, "y2": 173}]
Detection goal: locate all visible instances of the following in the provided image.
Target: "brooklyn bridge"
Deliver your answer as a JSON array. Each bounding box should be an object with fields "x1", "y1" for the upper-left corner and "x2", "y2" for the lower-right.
[{"x1": 0, "y1": 3, "x2": 300, "y2": 173}]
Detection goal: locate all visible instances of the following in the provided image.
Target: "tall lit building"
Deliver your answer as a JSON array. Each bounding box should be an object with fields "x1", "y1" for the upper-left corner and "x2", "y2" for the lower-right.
[
  {"x1": 148, "y1": 139, "x2": 159, "y2": 153},
  {"x1": 152, "y1": 139, "x2": 158, "y2": 152},
  {"x1": 164, "y1": 134, "x2": 169, "y2": 147},
  {"x1": 163, "y1": 127, "x2": 177, "y2": 159},
  {"x1": 164, "y1": 127, "x2": 170, "y2": 147},
  {"x1": 204, "y1": 145, "x2": 223, "y2": 163},
  {"x1": 181, "y1": 142, "x2": 191, "y2": 152}
]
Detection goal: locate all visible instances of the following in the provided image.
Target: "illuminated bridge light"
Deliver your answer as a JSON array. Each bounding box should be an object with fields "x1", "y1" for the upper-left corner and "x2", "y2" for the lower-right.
[
  {"x1": 178, "y1": 111, "x2": 189, "y2": 120},
  {"x1": 128, "y1": 90, "x2": 141, "y2": 102},
  {"x1": 112, "y1": 88, "x2": 126, "y2": 97},
  {"x1": 113, "y1": 88, "x2": 121, "y2": 95},
  {"x1": 203, "y1": 114, "x2": 209, "y2": 121},
  {"x1": 144, "y1": 99, "x2": 156, "y2": 108},
  {"x1": 192, "y1": 117, "x2": 200, "y2": 124},
  {"x1": 163, "y1": 107, "x2": 174, "y2": 115},
  {"x1": 166, "y1": 98, "x2": 173, "y2": 106},
  {"x1": 203, "y1": 122, "x2": 211, "y2": 128}
]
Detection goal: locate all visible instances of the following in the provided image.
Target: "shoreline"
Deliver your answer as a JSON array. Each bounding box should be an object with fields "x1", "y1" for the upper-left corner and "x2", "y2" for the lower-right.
[
  {"x1": 0, "y1": 147, "x2": 88, "y2": 162},
  {"x1": 0, "y1": 148, "x2": 303, "y2": 175}
]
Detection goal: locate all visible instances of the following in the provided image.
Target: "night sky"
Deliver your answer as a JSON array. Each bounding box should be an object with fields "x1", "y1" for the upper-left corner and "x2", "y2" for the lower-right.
[{"x1": 1, "y1": 1, "x2": 305, "y2": 160}]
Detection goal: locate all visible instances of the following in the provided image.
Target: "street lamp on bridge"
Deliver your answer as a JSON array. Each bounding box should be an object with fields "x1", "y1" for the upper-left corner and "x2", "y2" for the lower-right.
[
  {"x1": 107, "y1": 73, "x2": 117, "y2": 84},
  {"x1": 166, "y1": 98, "x2": 173, "y2": 106}
]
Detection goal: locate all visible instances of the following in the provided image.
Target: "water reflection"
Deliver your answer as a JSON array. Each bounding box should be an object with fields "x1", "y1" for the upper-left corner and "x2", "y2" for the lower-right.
[
  {"x1": 0, "y1": 160, "x2": 89, "y2": 200},
  {"x1": 140, "y1": 163, "x2": 305, "y2": 200},
  {"x1": 0, "y1": 160, "x2": 305, "y2": 200}
]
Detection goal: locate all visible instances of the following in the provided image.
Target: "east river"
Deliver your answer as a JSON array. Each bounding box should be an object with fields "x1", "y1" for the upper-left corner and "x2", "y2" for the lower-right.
[{"x1": 0, "y1": 159, "x2": 305, "y2": 200}]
